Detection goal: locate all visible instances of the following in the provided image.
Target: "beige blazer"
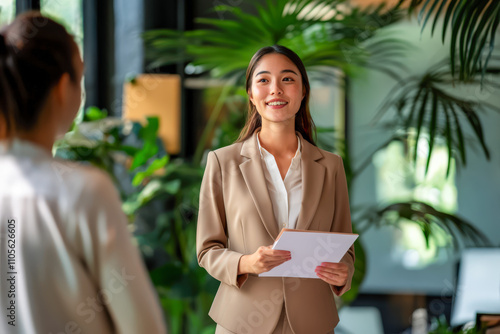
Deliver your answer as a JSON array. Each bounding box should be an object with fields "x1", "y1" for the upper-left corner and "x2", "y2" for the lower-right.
[{"x1": 197, "y1": 131, "x2": 355, "y2": 334}]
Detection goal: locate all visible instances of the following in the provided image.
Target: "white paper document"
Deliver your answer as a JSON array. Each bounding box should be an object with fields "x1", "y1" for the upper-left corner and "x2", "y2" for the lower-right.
[{"x1": 259, "y1": 229, "x2": 358, "y2": 279}]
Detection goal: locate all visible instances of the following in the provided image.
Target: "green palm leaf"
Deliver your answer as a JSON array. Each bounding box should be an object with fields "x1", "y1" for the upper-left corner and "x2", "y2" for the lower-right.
[
  {"x1": 358, "y1": 201, "x2": 490, "y2": 249},
  {"x1": 404, "y1": 0, "x2": 500, "y2": 82},
  {"x1": 374, "y1": 59, "x2": 500, "y2": 175}
]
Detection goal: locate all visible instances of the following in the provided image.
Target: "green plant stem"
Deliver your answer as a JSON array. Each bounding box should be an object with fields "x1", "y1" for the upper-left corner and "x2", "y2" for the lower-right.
[{"x1": 174, "y1": 209, "x2": 189, "y2": 264}]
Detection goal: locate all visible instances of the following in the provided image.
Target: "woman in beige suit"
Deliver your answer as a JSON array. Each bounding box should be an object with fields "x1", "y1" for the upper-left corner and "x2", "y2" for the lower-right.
[{"x1": 197, "y1": 45, "x2": 355, "y2": 334}]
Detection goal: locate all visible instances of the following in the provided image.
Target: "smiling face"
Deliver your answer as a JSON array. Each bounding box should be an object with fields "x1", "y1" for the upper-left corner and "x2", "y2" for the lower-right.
[{"x1": 248, "y1": 53, "x2": 305, "y2": 128}]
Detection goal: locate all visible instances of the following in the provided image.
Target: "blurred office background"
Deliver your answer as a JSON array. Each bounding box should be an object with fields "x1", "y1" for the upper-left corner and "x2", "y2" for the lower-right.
[{"x1": 1, "y1": 1, "x2": 499, "y2": 333}]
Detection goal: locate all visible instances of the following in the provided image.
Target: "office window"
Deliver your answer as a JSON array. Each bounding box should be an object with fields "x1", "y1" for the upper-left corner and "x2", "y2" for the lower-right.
[
  {"x1": 41, "y1": 0, "x2": 85, "y2": 113},
  {"x1": 0, "y1": 0, "x2": 15, "y2": 25},
  {"x1": 41, "y1": 0, "x2": 83, "y2": 52}
]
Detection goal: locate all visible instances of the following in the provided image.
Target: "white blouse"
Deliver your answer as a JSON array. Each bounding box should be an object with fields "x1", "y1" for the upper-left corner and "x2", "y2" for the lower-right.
[
  {"x1": 256, "y1": 133, "x2": 302, "y2": 230},
  {"x1": 0, "y1": 139, "x2": 166, "y2": 334}
]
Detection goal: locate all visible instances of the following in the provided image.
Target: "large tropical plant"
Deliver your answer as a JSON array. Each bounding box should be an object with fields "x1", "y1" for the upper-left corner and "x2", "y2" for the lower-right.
[
  {"x1": 144, "y1": 0, "x2": 406, "y2": 81},
  {"x1": 372, "y1": 59, "x2": 500, "y2": 175}
]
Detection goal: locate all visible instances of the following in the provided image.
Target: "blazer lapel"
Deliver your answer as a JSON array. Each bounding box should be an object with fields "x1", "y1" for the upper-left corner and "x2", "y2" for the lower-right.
[
  {"x1": 239, "y1": 133, "x2": 280, "y2": 240},
  {"x1": 296, "y1": 134, "x2": 325, "y2": 231}
]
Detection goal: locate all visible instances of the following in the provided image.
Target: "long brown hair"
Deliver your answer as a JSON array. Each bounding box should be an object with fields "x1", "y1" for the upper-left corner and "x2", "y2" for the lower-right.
[
  {"x1": 237, "y1": 45, "x2": 316, "y2": 145},
  {"x1": 0, "y1": 11, "x2": 78, "y2": 137}
]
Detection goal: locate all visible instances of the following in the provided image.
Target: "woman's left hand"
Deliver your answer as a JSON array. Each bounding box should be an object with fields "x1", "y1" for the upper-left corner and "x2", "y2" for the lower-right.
[{"x1": 315, "y1": 262, "x2": 348, "y2": 287}]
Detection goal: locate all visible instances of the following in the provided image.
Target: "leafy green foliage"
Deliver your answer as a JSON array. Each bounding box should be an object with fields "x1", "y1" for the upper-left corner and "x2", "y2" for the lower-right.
[
  {"x1": 143, "y1": 0, "x2": 407, "y2": 82},
  {"x1": 357, "y1": 201, "x2": 490, "y2": 250},
  {"x1": 129, "y1": 117, "x2": 161, "y2": 170},
  {"x1": 126, "y1": 160, "x2": 215, "y2": 334},
  {"x1": 373, "y1": 60, "x2": 500, "y2": 176},
  {"x1": 56, "y1": 107, "x2": 216, "y2": 333},
  {"x1": 131, "y1": 156, "x2": 169, "y2": 187},
  {"x1": 403, "y1": 0, "x2": 500, "y2": 82},
  {"x1": 54, "y1": 109, "x2": 166, "y2": 198},
  {"x1": 429, "y1": 315, "x2": 480, "y2": 334}
]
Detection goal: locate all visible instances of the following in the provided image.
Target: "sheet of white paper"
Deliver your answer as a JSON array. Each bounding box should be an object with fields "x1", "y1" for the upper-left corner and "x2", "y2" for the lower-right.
[{"x1": 259, "y1": 230, "x2": 358, "y2": 278}]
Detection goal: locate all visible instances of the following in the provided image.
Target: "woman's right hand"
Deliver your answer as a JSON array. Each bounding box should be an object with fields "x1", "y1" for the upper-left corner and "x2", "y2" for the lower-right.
[{"x1": 238, "y1": 246, "x2": 291, "y2": 275}]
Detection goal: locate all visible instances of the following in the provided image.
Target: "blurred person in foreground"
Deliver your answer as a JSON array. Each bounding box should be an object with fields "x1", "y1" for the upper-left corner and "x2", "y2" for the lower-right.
[{"x1": 0, "y1": 11, "x2": 166, "y2": 334}]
